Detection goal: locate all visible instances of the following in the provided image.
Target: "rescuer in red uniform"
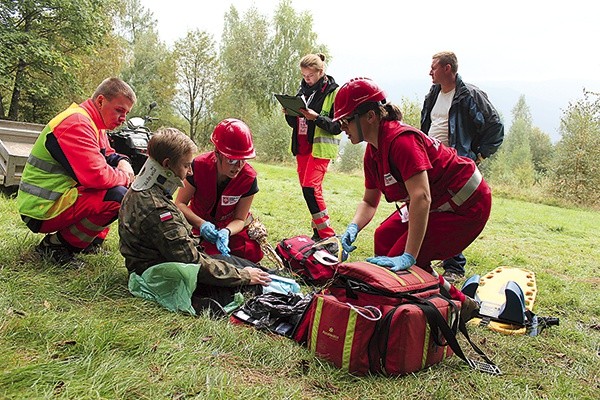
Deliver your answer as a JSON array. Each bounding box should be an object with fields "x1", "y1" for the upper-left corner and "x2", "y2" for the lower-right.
[
  {"x1": 336, "y1": 77, "x2": 489, "y2": 322},
  {"x1": 175, "y1": 119, "x2": 263, "y2": 263}
]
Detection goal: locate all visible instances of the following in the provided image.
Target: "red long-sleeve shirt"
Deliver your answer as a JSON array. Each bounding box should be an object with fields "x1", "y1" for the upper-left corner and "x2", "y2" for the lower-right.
[{"x1": 49, "y1": 99, "x2": 129, "y2": 189}]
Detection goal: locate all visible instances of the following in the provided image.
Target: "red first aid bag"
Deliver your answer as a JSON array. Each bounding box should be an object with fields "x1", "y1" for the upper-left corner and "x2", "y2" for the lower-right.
[
  {"x1": 306, "y1": 294, "x2": 382, "y2": 375},
  {"x1": 321, "y1": 262, "x2": 501, "y2": 376},
  {"x1": 328, "y1": 261, "x2": 440, "y2": 306},
  {"x1": 370, "y1": 295, "x2": 460, "y2": 375},
  {"x1": 275, "y1": 235, "x2": 340, "y2": 285}
]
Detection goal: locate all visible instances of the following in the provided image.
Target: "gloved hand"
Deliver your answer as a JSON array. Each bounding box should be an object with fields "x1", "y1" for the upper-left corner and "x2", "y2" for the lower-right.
[
  {"x1": 366, "y1": 252, "x2": 416, "y2": 272},
  {"x1": 200, "y1": 221, "x2": 219, "y2": 243},
  {"x1": 216, "y1": 228, "x2": 231, "y2": 257},
  {"x1": 341, "y1": 223, "x2": 359, "y2": 253}
]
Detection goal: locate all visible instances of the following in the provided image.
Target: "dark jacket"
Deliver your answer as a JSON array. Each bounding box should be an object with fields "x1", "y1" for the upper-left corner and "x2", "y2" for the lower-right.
[
  {"x1": 285, "y1": 74, "x2": 341, "y2": 156},
  {"x1": 420, "y1": 74, "x2": 504, "y2": 160}
]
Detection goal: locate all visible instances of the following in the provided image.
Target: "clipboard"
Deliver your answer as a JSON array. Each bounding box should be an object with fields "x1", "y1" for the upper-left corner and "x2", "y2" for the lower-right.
[{"x1": 274, "y1": 94, "x2": 308, "y2": 117}]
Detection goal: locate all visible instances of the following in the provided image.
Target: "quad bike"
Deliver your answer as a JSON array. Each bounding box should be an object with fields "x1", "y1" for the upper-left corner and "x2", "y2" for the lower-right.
[{"x1": 108, "y1": 101, "x2": 158, "y2": 174}]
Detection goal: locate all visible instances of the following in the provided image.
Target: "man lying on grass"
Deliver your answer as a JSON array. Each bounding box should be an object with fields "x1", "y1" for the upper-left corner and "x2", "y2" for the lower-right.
[{"x1": 118, "y1": 127, "x2": 271, "y2": 315}]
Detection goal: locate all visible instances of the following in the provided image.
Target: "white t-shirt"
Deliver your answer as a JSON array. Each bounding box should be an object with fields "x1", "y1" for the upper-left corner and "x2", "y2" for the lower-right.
[{"x1": 427, "y1": 88, "x2": 455, "y2": 146}]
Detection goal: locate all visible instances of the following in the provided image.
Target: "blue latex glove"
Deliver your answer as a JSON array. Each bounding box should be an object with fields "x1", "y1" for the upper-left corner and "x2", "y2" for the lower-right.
[
  {"x1": 200, "y1": 221, "x2": 219, "y2": 243},
  {"x1": 341, "y1": 223, "x2": 359, "y2": 253},
  {"x1": 216, "y1": 228, "x2": 231, "y2": 256},
  {"x1": 366, "y1": 252, "x2": 416, "y2": 272}
]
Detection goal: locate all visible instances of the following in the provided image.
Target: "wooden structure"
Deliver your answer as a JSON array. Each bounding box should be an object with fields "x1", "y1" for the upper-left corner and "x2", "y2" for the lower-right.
[{"x1": 0, "y1": 120, "x2": 43, "y2": 187}]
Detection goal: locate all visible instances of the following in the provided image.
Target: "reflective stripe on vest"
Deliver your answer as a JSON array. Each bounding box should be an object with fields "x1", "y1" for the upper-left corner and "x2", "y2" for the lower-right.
[
  {"x1": 27, "y1": 154, "x2": 68, "y2": 175},
  {"x1": 18, "y1": 181, "x2": 63, "y2": 201},
  {"x1": 17, "y1": 104, "x2": 99, "y2": 220},
  {"x1": 312, "y1": 89, "x2": 341, "y2": 160},
  {"x1": 313, "y1": 136, "x2": 340, "y2": 145}
]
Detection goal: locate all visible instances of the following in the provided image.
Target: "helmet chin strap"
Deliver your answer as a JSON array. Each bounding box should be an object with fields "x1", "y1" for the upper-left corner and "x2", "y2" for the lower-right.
[{"x1": 353, "y1": 113, "x2": 365, "y2": 143}]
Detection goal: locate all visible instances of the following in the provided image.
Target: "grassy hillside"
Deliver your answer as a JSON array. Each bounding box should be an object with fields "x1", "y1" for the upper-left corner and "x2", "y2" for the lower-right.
[{"x1": 1, "y1": 162, "x2": 598, "y2": 399}]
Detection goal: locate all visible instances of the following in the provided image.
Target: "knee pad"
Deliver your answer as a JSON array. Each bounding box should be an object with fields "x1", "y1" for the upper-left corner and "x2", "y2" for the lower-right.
[{"x1": 301, "y1": 186, "x2": 320, "y2": 214}]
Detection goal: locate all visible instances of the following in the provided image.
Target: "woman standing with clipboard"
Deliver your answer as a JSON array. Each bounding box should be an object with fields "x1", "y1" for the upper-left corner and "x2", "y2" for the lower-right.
[{"x1": 284, "y1": 53, "x2": 342, "y2": 240}]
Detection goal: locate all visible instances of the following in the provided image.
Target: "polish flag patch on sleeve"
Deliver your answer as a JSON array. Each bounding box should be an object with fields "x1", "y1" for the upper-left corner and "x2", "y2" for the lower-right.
[{"x1": 159, "y1": 211, "x2": 173, "y2": 222}]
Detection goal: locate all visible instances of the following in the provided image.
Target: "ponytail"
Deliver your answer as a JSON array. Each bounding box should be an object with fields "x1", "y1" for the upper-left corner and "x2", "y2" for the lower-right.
[{"x1": 376, "y1": 103, "x2": 403, "y2": 121}]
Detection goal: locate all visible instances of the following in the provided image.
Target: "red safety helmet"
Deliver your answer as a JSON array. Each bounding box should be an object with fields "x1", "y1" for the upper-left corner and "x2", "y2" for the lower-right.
[
  {"x1": 333, "y1": 77, "x2": 386, "y2": 121},
  {"x1": 211, "y1": 118, "x2": 256, "y2": 159}
]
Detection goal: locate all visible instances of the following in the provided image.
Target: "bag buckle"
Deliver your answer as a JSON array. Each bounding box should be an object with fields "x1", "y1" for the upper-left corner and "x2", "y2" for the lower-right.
[{"x1": 466, "y1": 358, "x2": 502, "y2": 375}]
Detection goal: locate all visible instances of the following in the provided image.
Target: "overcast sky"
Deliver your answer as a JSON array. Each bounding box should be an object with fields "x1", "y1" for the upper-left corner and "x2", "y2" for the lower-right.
[{"x1": 141, "y1": 0, "x2": 600, "y2": 139}]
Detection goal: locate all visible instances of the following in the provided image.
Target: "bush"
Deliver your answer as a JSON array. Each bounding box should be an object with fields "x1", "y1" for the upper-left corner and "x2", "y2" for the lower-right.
[
  {"x1": 334, "y1": 140, "x2": 365, "y2": 174},
  {"x1": 549, "y1": 90, "x2": 600, "y2": 207},
  {"x1": 253, "y1": 114, "x2": 294, "y2": 164}
]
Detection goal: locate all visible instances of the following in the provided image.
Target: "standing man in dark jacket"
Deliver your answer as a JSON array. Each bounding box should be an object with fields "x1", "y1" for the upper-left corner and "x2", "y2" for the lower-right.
[{"x1": 420, "y1": 51, "x2": 504, "y2": 283}]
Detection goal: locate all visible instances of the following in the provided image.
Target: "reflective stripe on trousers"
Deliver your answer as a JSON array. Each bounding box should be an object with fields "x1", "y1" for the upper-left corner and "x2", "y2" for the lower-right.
[{"x1": 436, "y1": 168, "x2": 482, "y2": 212}]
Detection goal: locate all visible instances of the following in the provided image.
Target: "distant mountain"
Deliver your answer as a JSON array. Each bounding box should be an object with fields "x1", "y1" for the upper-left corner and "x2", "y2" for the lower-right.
[{"x1": 379, "y1": 78, "x2": 600, "y2": 143}]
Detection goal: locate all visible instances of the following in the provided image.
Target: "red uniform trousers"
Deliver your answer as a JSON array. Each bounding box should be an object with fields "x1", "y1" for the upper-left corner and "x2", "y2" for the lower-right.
[
  {"x1": 38, "y1": 186, "x2": 127, "y2": 250},
  {"x1": 201, "y1": 227, "x2": 264, "y2": 264},
  {"x1": 376, "y1": 182, "x2": 491, "y2": 285},
  {"x1": 374, "y1": 183, "x2": 491, "y2": 303},
  {"x1": 296, "y1": 153, "x2": 335, "y2": 238}
]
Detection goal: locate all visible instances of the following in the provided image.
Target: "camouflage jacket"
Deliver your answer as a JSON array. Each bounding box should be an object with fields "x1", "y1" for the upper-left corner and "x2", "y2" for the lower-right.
[{"x1": 118, "y1": 184, "x2": 251, "y2": 285}]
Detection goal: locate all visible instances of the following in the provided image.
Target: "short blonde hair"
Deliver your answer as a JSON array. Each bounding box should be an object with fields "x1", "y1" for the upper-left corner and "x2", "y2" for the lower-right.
[{"x1": 147, "y1": 127, "x2": 197, "y2": 165}]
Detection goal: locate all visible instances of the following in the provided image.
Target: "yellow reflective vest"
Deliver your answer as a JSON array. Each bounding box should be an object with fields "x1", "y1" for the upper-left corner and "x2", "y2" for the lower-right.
[
  {"x1": 17, "y1": 104, "x2": 98, "y2": 220},
  {"x1": 311, "y1": 89, "x2": 340, "y2": 160}
]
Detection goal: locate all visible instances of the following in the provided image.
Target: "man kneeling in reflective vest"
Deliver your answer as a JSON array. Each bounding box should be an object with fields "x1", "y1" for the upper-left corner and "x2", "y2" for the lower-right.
[{"x1": 17, "y1": 77, "x2": 137, "y2": 264}]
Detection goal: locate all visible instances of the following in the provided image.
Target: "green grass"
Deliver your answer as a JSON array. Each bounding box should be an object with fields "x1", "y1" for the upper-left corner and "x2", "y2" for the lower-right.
[{"x1": 1, "y1": 162, "x2": 599, "y2": 399}]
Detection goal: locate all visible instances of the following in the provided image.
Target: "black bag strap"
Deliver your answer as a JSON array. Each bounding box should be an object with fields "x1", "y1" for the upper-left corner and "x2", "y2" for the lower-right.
[
  {"x1": 369, "y1": 296, "x2": 457, "y2": 375},
  {"x1": 299, "y1": 242, "x2": 318, "y2": 265},
  {"x1": 420, "y1": 294, "x2": 460, "y2": 348},
  {"x1": 337, "y1": 276, "x2": 439, "y2": 302},
  {"x1": 407, "y1": 295, "x2": 501, "y2": 375},
  {"x1": 299, "y1": 236, "x2": 338, "y2": 265},
  {"x1": 368, "y1": 295, "x2": 457, "y2": 375},
  {"x1": 368, "y1": 304, "x2": 395, "y2": 374}
]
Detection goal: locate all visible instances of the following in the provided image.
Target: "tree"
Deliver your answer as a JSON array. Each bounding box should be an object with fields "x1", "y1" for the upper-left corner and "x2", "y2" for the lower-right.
[
  {"x1": 173, "y1": 30, "x2": 219, "y2": 146},
  {"x1": 74, "y1": 33, "x2": 127, "y2": 100},
  {"x1": 252, "y1": 115, "x2": 294, "y2": 163},
  {"x1": 529, "y1": 126, "x2": 554, "y2": 180},
  {"x1": 336, "y1": 140, "x2": 365, "y2": 174},
  {"x1": 399, "y1": 97, "x2": 421, "y2": 127},
  {"x1": 117, "y1": 0, "x2": 177, "y2": 128},
  {"x1": 215, "y1": 5, "x2": 271, "y2": 125},
  {"x1": 215, "y1": 1, "x2": 326, "y2": 162},
  {"x1": 487, "y1": 95, "x2": 535, "y2": 186},
  {"x1": 550, "y1": 90, "x2": 600, "y2": 207},
  {"x1": 269, "y1": 0, "x2": 323, "y2": 97},
  {"x1": 113, "y1": 0, "x2": 155, "y2": 45},
  {"x1": 0, "y1": 0, "x2": 114, "y2": 122}
]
